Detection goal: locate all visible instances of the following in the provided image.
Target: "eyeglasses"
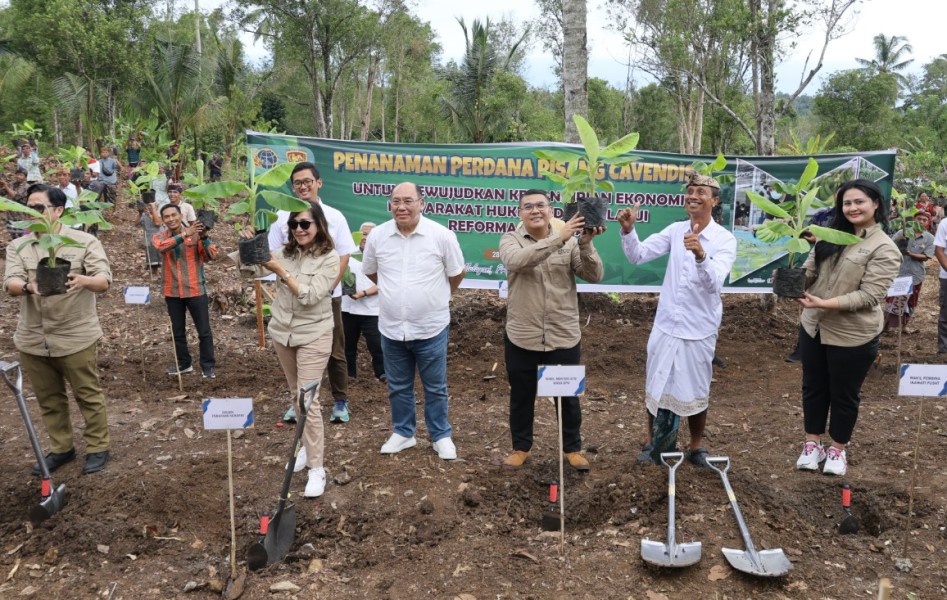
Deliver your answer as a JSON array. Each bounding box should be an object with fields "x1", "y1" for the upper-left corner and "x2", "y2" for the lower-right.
[
  {"x1": 521, "y1": 202, "x2": 549, "y2": 212},
  {"x1": 288, "y1": 219, "x2": 313, "y2": 231},
  {"x1": 292, "y1": 178, "x2": 316, "y2": 189},
  {"x1": 390, "y1": 198, "x2": 419, "y2": 207},
  {"x1": 27, "y1": 204, "x2": 53, "y2": 212}
]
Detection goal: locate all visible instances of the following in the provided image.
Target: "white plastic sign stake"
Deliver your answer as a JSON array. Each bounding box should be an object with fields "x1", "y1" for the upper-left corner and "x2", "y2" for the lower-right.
[
  {"x1": 124, "y1": 286, "x2": 150, "y2": 304},
  {"x1": 898, "y1": 364, "x2": 947, "y2": 397},
  {"x1": 202, "y1": 398, "x2": 255, "y2": 430},
  {"x1": 537, "y1": 365, "x2": 586, "y2": 397},
  {"x1": 886, "y1": 276, "x2": 913, "y2": 298},
  {"x1": 498, "y1": 280, "x2": 508, "y2": 299}
]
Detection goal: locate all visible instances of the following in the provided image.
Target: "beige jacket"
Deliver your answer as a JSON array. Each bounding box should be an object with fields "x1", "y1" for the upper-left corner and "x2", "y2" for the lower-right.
[
  {"x1": 500, "y1": 226, "x2": 603, "y2": 352},
  {"x1": 267, "y1": 249, "x2": 339, "y2": 348},
  {"x1": 4, "y1": 228, "x2": 112, "y2": 357},
  {"x1": 800, "y1": 223, "x2": 901, "y2": 346}
]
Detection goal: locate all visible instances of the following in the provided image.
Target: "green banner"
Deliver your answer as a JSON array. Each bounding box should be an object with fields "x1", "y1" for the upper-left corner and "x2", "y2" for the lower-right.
[{"x1": 247, "y1": 133, "x2": 895, "y2": 292}]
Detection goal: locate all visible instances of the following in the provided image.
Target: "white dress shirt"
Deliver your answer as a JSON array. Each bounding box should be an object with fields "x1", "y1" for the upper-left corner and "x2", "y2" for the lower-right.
[
  {"x1": 340, "y1": 257, "x2": 379, "y2": 316},
  {"x1": 268, "y1": 199, "x2": 357, "y2": 298},
  {"x1": 362, "y1": 216, "x2": 465, "y2": 341},
  {"x1": 934, "y1": 219, "x2": 947, "y2": 279},
  {"x1": 622, "y1": 219, "x2": 737, "y2": 340}
]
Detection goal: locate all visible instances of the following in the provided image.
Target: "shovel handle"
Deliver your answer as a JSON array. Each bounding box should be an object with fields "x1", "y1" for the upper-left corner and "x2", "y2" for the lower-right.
[
  {"x1": 259, "y1": 512, "x2": 270, "y2": 535},
  {"x1": 548, "y1": 482, "x2": 558, "y2": 503},
  {"x1": 0, "y1": 360, "x2": 23, "y2": 392},
  {"x1": 41, "y1": 478, "x2": 51, "y2": 498}
]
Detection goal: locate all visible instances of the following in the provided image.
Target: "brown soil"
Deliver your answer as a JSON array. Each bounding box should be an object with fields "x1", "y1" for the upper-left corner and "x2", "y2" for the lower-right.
[{"x1": 1, "y1": 200, "x2": 945, "y2": 600}]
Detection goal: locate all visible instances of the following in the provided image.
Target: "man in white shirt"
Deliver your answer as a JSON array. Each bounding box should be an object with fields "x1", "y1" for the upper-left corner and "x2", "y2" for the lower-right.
[
  {"x1": 617, "y1": 174, "x2": 737, "y2": 467},
  {"x1": 362, "y1": 182, "x2": 466, "y2": 460},
  {"x1": 268, "y1": 162, "x2": 357, "y2": 423},
  {"x1": 933, "y1": 217, "x2": 947, "y2": 353},
  {"x1": 341, "y1": 222, "x2": 385, "y2": 382},
  {"x1": 167, "y1": 184, "x2": 197, "y2": 224}
]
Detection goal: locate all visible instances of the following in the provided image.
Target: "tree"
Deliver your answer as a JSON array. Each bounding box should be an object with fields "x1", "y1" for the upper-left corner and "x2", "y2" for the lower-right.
[
  {"x1": 856, "y1": 34, "x2": 914, "y2": 87},
  {"x1": 438, "y1": 18, "x2": 527, "y2": 143},
  {"x1": 533, "y1": 0, "x2": 564, "y2": 76},
  {"x1": 562, "y1": 0, "x2": 588, "y2": 143},
  {"x1": 813, "y1": 69, "x2": 899, "y2": 151}
]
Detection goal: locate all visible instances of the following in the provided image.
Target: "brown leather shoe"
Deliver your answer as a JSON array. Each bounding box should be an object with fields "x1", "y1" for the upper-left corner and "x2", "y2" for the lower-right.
[
  {"x1": 502, "y1": 450, "x2": 530, "y2": 469},
  {"x1": 564, "y1": 452, "x2": 590, "y2": 471}
]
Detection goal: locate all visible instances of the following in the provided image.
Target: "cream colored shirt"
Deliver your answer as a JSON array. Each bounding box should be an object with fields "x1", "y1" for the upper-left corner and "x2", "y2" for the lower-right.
[{"x1": 266, "y1": 249, "x2": 340, "y2": 348}]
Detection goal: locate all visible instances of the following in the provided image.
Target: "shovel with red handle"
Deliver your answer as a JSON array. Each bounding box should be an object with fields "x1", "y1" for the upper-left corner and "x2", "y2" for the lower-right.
[{"x1": 1, "y1": 361, "x2": 68, "y2": 525}]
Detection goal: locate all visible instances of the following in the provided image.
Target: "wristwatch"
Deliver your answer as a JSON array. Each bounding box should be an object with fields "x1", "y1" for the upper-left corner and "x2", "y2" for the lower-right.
[{"x1": 22, "y1": 281, "x2": 32, "y2": 295}]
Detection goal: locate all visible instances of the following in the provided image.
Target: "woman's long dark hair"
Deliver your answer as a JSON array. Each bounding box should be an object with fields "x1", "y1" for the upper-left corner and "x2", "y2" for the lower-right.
[
  {"x1": 813, "y1": 178, "x2": 887, "y2": 266},
  {"x1": 282, "y1": 200, "x2": 335, "y2": 257}
]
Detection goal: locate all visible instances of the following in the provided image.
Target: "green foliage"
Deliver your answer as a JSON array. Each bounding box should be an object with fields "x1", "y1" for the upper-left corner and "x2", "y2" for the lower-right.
[
  {"x1": 185, "y1": 161, "x2": 306, "y2": 232},
  {"x1": 534, "y1": 114, "x2": 640, "y2": 204},
  {"x1": 341, "y1": 266, "x2": 356, "y2": 288},
  {"x1": 747, "y1": 158, "x2": 861, "y2": 267},
  {"x1": 888, "y1": 188, "x2": 926, "y2": 238},
  {"x1": 55, "y1": 145, "x2": 90, "y2": 170},
  {"x1": 0, "y1": 196, "x2": 106, "y2": 266},
  {"x1": 814, "y1": 70, "x2": 900, "y2": 151},
  {"x1": 6, "y1": 118, "x2": 42, "y2": 141},
  {"x1": 777, "y1": 130, "x2": 837, "y2": 156}
]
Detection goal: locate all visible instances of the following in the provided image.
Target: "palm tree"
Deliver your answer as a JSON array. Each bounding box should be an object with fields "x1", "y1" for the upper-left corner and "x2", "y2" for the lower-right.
[
  {"x1": 438, "y1": 18, "x2": 527, "y2": 143},
  {"x1": 856, "y1": 34, "x2": 914, "y2": 87}
]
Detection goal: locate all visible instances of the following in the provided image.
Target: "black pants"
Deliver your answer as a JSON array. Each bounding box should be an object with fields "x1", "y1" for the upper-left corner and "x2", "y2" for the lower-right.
[
  {"x1": 799, "y1": 326, "x2": 878, "y2": 444},
  {"x1": 504, "y1": 336, "x2": 582, "y2": 453},
  {"x1": 342, "y1": 312, "x2": 384, "y2": 378},
  {"x1": 166, "y1": 295, "x2": 215, "y2": 371}
]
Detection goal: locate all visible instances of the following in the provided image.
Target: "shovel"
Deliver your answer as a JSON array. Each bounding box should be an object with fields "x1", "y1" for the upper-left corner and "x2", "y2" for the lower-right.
[
  {"x1": 247, "y1": 380, "x2": 320, "y2": 570},
  {"x1": 641, "y1": 452, "x2": 701, "y2": 567},
  {"x1": 839, "y1": 483, "x2": 859, "y2": 535},
  {"x1": 540, "y1": 481, "x2": 561, "y2": 531},
  {"x1": 706, "y1": 456, "x2": 792, "y2": 577},
  {"x1": 0, "y1": 361, "x2": 68, "y2": 526}
]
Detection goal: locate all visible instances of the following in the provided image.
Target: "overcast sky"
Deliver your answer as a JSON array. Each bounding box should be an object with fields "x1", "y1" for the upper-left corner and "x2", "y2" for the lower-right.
[{"x1": 217, "y1": 0, "x2": 941, "y2": 95}]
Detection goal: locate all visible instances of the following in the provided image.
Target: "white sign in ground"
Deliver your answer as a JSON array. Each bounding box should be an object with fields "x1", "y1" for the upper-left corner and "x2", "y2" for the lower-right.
[
  {"x1": 202, "y1": 398, "x2": 255, "y2": 430},
  {"x1": 124, "y1": 286, "x2": 150, "y2": 304},
  {"x1": 898, "y1": 364, "x2": 947, "y2": 397},
  {"x1": 537, "y1": 365, "x2": 586, "y2": 397},
  {"x1": 498, "y1": 280, "x2": 508, "y2": 299},
  {"x1": 886, "y1": 276, "x2": 913, "y2": 298}
]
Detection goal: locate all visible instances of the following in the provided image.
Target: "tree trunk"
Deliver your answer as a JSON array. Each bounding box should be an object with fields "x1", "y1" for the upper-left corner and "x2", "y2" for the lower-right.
[
  {"x1": 562, "y1": 0, "x2": 588, "y2": 143},
  {"x1": 757, "y1": 0, "x2": 778, "y2": 155},
  {"x1": 360, "y1": 53, "x2": 379, "y2": 141}
]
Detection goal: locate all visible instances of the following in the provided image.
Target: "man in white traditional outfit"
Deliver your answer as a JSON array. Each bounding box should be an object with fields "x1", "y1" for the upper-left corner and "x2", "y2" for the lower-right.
[{"x1": 617, "y1": 173, "x2": 737, "y2": 467}]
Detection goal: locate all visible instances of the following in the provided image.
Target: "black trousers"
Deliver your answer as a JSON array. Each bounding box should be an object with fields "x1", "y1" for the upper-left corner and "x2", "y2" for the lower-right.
[
  {"x1": 341, "y1": 312, "x2": 385, "y2": 378},
  {"x1": 504, "y1": 336, "x2": 582, "y2": 453},
  {"x1": 166, "y1": 295, "x2": 215, "y2": 371},
  {"x1": 799, "y1": 325, "x2": 878, "y2": 445}
]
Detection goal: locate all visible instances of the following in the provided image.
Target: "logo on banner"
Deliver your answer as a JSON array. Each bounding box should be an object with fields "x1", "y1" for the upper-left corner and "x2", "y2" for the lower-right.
[
  {"x1": 254, "y1": 148, "x2": 279, "y2": 169},
  {"x1": 286, "y1": 149, "x2": 309, "y2": 163}
]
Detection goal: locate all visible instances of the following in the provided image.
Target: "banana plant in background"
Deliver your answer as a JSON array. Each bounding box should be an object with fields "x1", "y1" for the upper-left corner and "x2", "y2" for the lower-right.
[
  {"x1": 184, "y1": 161, "x2": 307, "y2": 265},
  {"x1": 6, "y1": 119, "x2": 43, "y2": 143},
  {"x1": 747, "y1": 158, "x2": 861, "y2": 297},
  {"x1": 55, "y1": 145, "x2": 92, "y2": 179},
  {"x1": 533, "y1": 114, "x2": 640, "y2": 227}
]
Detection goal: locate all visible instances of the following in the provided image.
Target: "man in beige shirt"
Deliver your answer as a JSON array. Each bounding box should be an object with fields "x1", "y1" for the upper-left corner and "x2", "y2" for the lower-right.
[{"x1": 3, "y1": 184, "x2": 113, "y2": 475}]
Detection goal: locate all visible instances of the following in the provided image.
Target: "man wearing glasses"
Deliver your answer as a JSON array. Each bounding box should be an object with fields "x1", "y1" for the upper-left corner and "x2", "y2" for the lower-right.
[
  {"x1": 268, "y1": 162, "x2": 357, "y2": 424},
  {"x1": 3, "y1": 184, "x2": 113, "y2": 475},
  {"x1": 362, "y1": 182, "x2": 466, "y2": 459},
  {"x1": 499, "y1": 190, "x2": 604, "y2": 471}
]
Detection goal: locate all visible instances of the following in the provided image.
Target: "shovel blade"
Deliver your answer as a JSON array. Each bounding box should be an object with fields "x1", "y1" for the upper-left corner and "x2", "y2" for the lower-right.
[
  {"x1": 262, "y1": 504, "x2": 297, "y2": 564},
  {"x1": 839, "y1": 515, "x2": 859, "y2": 535},
  {"x1": 641, "y1": 539, "x2": 701, "y2": 567},
  {"x1": 541, "y1": 511, "x2": 561, "y2": 532},
  {"x1": 29, "y1": 484, "x2": 67, "y2": 526},
  {"x1": 722, "y1": 547, "x2": 792, "y2": 577},
  {"x1": 247, "y1": 541, "x2": 268, "y2": 571}
]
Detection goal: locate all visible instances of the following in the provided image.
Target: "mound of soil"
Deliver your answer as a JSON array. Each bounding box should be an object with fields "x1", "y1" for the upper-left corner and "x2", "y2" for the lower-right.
[{"x1": 1, "y1": 197, "x2": 944, "y2": 599}]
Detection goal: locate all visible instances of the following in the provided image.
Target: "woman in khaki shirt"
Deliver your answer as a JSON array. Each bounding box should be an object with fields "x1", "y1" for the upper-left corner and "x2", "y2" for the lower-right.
[
  {"x1": 244, "y1": 200, "x2": 339, "y2": 498},
  {"x1": 794, "y1": 179, "x2": 901, "y2": 477}
]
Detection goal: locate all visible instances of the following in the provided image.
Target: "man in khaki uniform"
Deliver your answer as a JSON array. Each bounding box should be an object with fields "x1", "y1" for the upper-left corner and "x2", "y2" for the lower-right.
[{"x1": 3, "y1": 184, "x2": 113, "y2": 474}]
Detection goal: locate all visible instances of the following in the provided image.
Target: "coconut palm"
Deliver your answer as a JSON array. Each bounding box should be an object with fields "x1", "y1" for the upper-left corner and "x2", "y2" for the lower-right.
[
  {"x1": 137, "y1": 40, "x2": 216, "y2": 144},
  {"x1": 856, "y1": 34, "x2": 914, "y2": 87}
]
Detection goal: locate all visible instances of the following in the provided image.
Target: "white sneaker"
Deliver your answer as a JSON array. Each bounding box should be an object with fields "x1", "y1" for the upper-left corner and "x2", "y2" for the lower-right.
[
  {"x1": 287, "y1": 445, "x2": 307, "y2": 473},
  {"x1": 380, "y1": 433, "x2": 417, "y2": 454},
  {"x1": 304, "y1": 467, "x2": 326, "y2": 498},
  {"x1": 432, "y1": 437, "x2": 457, "y2": 460},
  {"x1": 823, "y1": 446, "x2": 847, "y2": 476},
  {"x1": 795, "y1": 441, "x2": 826, "y2": 471}
]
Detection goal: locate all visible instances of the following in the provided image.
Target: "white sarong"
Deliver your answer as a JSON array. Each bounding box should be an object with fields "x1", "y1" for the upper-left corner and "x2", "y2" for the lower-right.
[{"x1": 645, "y1": 327, "x2": 716, "y2": 417}]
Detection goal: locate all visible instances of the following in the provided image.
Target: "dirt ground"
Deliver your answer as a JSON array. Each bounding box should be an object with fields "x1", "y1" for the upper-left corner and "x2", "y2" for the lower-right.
[{"x1": 0, "y1": 198, "x2": 945, "y2": 600}]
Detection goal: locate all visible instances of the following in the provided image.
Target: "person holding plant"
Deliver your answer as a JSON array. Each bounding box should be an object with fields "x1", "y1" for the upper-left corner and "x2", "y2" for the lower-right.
[
  {"x1": 95, "y1": 147, "x2": 119, "y2": 204},
  {"x1": 268, "y1": 162, "x2": 357, "y2": 425},
  {"x1": 362, "y1": 182, "x2": 466, "y2": 460},
  {"x1": 617, "y1": 174, "x2": 737, "y2": 468},
  {"x1": 341, "y1": 222, "x2": 386, "y2": 383},
  {"x1": 167, "y1": 183, "x2": 196, "y2": 224},
  {"x1": 500, "y1": 189, "x2": 604, "y2": 471},
  {"x1": 241, "y1": 200, "x2": 339, "y2": 498},
  {"x1": 152, "y1": 204, "x2": 218, "y2": 378},
  {"x1": 3, "y1": 184, "x2": 113, "y2": 475},
  {"x1": 17, "y1": 143, "x2": 41, "y2": 183},
  {"x1": 794, "y1": 179, "x2": 901, "y2": 476},
  {"x1": 883, "y1": 211, "x2": 934, "y2": 333}
]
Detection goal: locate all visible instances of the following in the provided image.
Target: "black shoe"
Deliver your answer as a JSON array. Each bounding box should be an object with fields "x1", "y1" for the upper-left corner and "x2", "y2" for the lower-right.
[
  {"x1": 785, "y1": 352, "x2": 801, "y2": 363},
  {"x1": 32, "y1": 449, "x2": 76, "y2": 475},
  {"x1": 636, "y1": 444, "x2": 656, "y2": 465},
  {"x1": 202, "y1": 367, "x2": 216, "y2": 379},
  {"x1": 82, "y1": 451, "x2": 110, "y2": 474},
  {"x1": 687, "y1": 447, "x2": 710, "y2": 468},
  {"x1": 166, "y1": 365, "x2": 194, "y2": 376},
  {"x1": 712, "y1": 356, "x2": 726, "y2": 368},
  {"x1": 378, "y1": 373, "x2": 388, "y2": 384}
]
